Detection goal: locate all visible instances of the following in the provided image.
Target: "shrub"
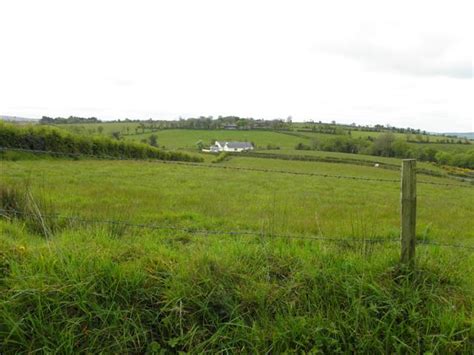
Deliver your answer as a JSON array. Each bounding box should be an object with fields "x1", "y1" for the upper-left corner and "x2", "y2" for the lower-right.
[{"x1": 295, "y1": 142, "x2": 311, "y2": 150}]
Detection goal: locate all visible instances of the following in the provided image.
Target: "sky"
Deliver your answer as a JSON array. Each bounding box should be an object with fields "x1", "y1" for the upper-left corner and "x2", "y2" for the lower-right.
[{"x1": 0, "y1": 0, "x2": 472, "y2": 132}]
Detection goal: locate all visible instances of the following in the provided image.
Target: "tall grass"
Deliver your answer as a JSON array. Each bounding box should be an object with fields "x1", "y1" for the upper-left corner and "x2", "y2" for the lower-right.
[
  {"x1": 0, "y1": 226, "x2": 472, "y2": 353},
  {"x1": 0, "y1": 182, "x2": 57, "y2": 238}
]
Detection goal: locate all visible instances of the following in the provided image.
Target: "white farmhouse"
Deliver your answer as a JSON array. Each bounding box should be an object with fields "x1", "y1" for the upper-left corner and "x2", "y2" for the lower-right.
[{"x1": 209, "y1": 141, "x2": 253, "y2": 153}]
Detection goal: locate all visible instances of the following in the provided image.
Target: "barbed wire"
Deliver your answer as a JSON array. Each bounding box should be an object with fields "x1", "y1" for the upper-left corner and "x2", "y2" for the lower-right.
[
  {"x1": 416, "y1": 241, "x2": 474, "y2": 250},
  {"x1": 2, "y1": 147, "x2": 473, "y2": 188},
  {"x1": 1, "y1": 208, "x2": 473, "y2": 250},
  {"x1": 0, "y1": 208, "x2": 397, "y2": 243}
]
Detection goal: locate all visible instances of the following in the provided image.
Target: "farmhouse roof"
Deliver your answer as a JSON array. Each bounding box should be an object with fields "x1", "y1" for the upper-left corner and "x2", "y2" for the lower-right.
[{"x1": 225, "y1": 141, "x2": 253, "y2": 149}]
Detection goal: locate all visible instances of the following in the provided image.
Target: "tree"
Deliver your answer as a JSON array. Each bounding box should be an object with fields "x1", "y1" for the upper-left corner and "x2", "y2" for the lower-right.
[
  {"x1": 295, "y1": 142, "x2": 311, "y2": 150},
  {"x1": 196, "y1": 140, "x2": 205, "y2": 150},
  {"x1": 422, "y1": 147, "x2": 438, "y2": 162},
  {"x1": 392, "y1": 139, "x2": 410, "y2": 158},
  {"x1": 435, "y1": 151, "x2": 452, "y2": 165},
  {"x1": 97, "y1": 126, "x2": 104, "y2": 135},
  {"x1": 148, "y1": 134, "x2": 158, "y2": 147},
  {"x1": 372, "y1": 132, "x2": 396, "y2": 157},
  {"x1": 111, "y1": 131, "x2": 121, "y2": 140}
]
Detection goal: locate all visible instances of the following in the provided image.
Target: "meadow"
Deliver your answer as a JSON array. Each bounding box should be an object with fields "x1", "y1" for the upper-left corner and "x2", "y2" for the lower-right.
[
  {"x1": 1, "y1": 123, "x2": 474, "y2": 353},
  {"x1": 1, "y1": 153, "x2": 474, "y2": 353},
  {"x1": 126, "y1": 129, "x2": 306, "y2": 150}
]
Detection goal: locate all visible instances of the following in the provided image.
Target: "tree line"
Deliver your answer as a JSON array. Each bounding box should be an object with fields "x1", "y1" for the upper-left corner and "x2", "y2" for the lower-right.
[
  {"x1": 40, "y1": 116, "x2": 100, "y2": 124},
  {"x1": 295, "y1": 133, "x2": 474, "y2": 169}
]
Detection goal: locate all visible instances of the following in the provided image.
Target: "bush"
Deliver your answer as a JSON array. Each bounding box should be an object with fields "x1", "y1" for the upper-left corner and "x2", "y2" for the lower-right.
[
  {"x1": 295, "y1": 142, "x2": 311, "y2": 150},
  {"x1": 148, "y1": 134, "x2": 158, "y2": 147},
  {"x1": 318, "y1": 136, "x2": 366, "y2": 154}
]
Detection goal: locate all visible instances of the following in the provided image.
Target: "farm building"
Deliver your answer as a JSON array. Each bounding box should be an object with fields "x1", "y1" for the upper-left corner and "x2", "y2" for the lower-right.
[{"x1": 209, "y1": 141, "x2": 253, "y2": 152}]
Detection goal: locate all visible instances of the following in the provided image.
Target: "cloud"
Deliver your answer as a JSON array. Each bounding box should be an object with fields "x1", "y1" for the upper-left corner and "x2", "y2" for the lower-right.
[
  {"x1": 319, "y1": 32, "x2": 471, "y2": 79},
  {"x1": 0, "y1": 1, "x2": 471, "y2": 131},
  {"x1": 112, "y1": 79, "x2": 135, "y2": 87}
]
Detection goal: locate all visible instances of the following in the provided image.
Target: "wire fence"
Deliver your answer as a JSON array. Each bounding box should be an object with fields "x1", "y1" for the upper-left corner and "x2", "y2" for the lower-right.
[
  {"x1": 1, "y1": 147, "x2": 473, "y2": 188},
  {"x1": 1, "y1": 208, "x2": 473, "y2": 251}
]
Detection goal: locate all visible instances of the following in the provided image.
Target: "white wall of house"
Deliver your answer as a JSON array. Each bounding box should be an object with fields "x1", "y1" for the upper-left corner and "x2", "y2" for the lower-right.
[
  {"x1": 223, "y1": 146, "x2": 245, "y2": 152},
  {"x1": 206, "y1": 141, "x2": 253, "y2": 153}
]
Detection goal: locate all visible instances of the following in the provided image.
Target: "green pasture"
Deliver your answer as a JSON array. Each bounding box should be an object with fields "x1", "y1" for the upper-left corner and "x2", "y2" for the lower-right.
[
  {"x1": 125, "y1": 129, "x2": 305, "y2": 150},
  {"x1": 51, "y1": 121, "x2": 140, "y2": 136},
  {"x1": 0, "y1": 157, "x2": 473, "y2": 353}
]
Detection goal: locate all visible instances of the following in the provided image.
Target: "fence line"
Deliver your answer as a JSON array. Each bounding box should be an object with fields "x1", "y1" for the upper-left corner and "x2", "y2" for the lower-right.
[
  {"x1": 1, "y1": 208, "x2": 473, "y2": 251},
  {"x1": 1, "y1": 147, "x2": 473, "y2": 188}
]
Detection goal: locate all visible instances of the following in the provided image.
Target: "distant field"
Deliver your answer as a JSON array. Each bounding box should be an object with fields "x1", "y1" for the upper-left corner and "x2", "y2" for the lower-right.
[
  {"x1": 349, "y1": 130, "x2": 455, "y2": 142},
  {"x1": 253, "y1": 149, "x2": 446, "y2": 172},
  {"x1": 53, "y1": 124, "x2": 303, "y2": 149},
  {"x1": 125, "y1": 129, "x2": 306, "y2": 150},
  {"x1": 50, "y1": 121, "x2": 139, "y2": 135}
]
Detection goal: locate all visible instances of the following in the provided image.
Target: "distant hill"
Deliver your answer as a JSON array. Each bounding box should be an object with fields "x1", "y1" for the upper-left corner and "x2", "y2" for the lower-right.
[
  {"x1": 443, "y1": 132, "x2": 474, "y2": 140},
  {"x1": 0, "y1": 115, "x2": 39, "y2": 123}
]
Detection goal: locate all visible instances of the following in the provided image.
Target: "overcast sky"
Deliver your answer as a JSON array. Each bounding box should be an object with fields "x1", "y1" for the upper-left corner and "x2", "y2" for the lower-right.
[{"x1": 0, "y1": 0, "x2": 472, "y2": 132}]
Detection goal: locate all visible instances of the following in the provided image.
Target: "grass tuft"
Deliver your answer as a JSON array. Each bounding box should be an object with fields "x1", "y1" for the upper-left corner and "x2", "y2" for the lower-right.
[{"x1": 0, "y1": 182, "x2": 58, "y2": 238}]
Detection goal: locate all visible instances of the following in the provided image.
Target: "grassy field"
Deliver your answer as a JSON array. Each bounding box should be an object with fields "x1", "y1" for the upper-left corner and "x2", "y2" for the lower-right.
[
  {"x1": 125, "y1": 129, "x2": 308, "y2": 150},
  {"x1": 1, "y1": 120, "x2": 474, "y2": 353},
  {"x1": 1, "y1": 155, "x2": 473, "y2": 352},
  {"x1": 2, "y1": 158, "x2": 473, "y2": 239}
]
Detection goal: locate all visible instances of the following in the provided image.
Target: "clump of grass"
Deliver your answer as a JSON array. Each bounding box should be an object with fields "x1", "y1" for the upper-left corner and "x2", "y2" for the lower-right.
[
  {"x1": 0, "y1": 182, "x2": 58, "y2": 238},
  {"x1": 107, "y1": 221, "x2": 129, "y2": 239}
]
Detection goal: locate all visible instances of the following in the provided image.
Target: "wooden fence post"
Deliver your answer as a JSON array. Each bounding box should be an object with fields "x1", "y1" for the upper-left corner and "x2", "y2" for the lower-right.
[{"x1": 400, "y1": 159, "x2": 417, "y2": 265}]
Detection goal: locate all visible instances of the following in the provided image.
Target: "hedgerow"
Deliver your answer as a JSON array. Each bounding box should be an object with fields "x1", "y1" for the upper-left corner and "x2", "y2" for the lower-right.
[{"x1": 0, "y1": 122, "x2": 203, "y2": 162}]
